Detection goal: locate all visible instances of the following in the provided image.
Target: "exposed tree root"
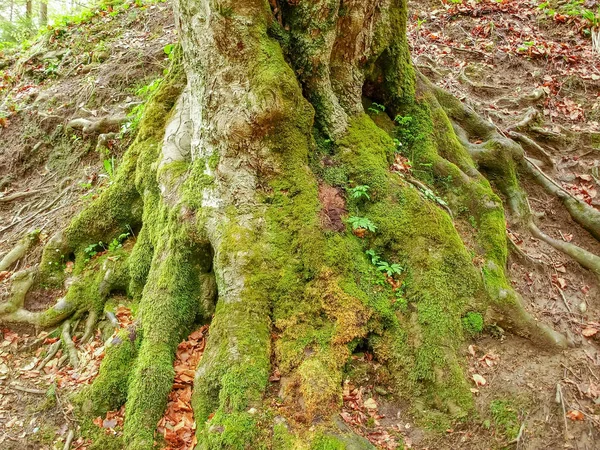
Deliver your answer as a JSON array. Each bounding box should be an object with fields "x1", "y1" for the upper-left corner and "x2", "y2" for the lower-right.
[
  {"x1": 0, "y1": 231, "x2": 39, "y2": 271},
  {"x1": 528, "y1": 220, "x2": 600, "y2": 277},
  {"x1": 62, "y1": 320, "x2": 79, "y2": 368},
  {"x1": 520, "y1": 157, "x2": 600, "y2": 242},
  {"x1": 0, "y1": 189, "x2": 48, "y2": 203},
  {"x1": 67, "y1": 115, "x2": 127, "y2": 135},
  {"x1": 37, "y1": 340, "x2": 61, "y2": 371},
  {"x1": 509, "y1": 131, "x2": 555, "y2": 169},
  {"x1": 80, "y1": 310, "x2": 98, "y2": 344},
  {"x1": 425, "y1": 75, "x2": 600, "y2": 276},
  {"x1": 2, "y1": 1, "x2": 592, "y2": 448}
]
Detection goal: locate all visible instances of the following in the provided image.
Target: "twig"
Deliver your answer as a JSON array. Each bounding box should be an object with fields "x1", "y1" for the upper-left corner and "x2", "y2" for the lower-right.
[
  {"x1": 556, "y1": 383, "x2": 568, "y2": 438},
  {"x1": 63, "y1": 429, "x2": 75, "y2": 450},
  {"x1": 554, "y1": 286, "x2": 573, "y2": 314},
  {"x1": 10, "y1": 384, "x2": 47, "y2": 395},
  {"x1": 507, "y1": 420, "x2": 526, "y2": 448}
]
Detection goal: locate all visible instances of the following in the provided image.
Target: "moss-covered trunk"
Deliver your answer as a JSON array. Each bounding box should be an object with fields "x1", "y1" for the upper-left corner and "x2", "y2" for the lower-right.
[{"x1": 1, "y1": 0, "x2": 578, "y2": 449}]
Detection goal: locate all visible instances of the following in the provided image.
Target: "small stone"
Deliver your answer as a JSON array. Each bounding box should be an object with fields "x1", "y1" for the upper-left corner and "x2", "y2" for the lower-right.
[
  {"x1": 247, "y1": 407, "x2": 257, "y2": 415},
  {"x1": 363, "y1": 398, "x2": 378, "y2": 410},
  {"x1": 579, "y1": 302, "x2": 587, "y2": 314}
]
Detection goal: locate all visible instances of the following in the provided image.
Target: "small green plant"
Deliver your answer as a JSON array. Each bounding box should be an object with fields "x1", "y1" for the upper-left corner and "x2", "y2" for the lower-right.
[
  {"x1": 394, "y1": 114, "x2": 422, "y2": 150},
  {"x1": 163, "y1": 43, "x2": 176, "y2": 60},
  {"x1": 368, "y1": 102, "x2": 385, "y2": 115},
  {"x1": 84, "y1": 241, "x2": 106, "y2": 261},
  {"x1": 347, "y1": 216, "x2": 377, "y2": 232},
  {"x1": 419, "y1": 185, "x2": 449, "y2": 209},
  {"x1": 103, "y1": 157, "x2": 115, "y2": 180},
  {"x1": 393, "y1": 138, "x2": 403, "y2": 152},
  {"x1": 122, "y1": 77, "x2": 163, "y2": 135},
  {"x1": 377, "y1": 261, "x2": 404, "y2": 277},
  {"x1": 468, "y1": 215, "x2": 477, "y2": 229},
  {"x1": 517, "y1": 40, "x2": 535, "y2": 52},
  {"x1": 462, "y1": 312, "x2": 484, "y2": 335},
  {"x1": 348, "y1": 185, "x2": 370, "y2": 201},
  {"x1": 365, "y1": 249, "x2": 405, "y2": 277},
  {"x1": 108, "y1": 232, "x2": 131, "y2": 251}
]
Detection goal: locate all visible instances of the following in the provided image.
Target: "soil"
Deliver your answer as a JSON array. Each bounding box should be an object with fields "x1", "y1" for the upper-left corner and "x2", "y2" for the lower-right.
[{"x1": 0, "y1": 0, "x2": 598, "y2": 449}]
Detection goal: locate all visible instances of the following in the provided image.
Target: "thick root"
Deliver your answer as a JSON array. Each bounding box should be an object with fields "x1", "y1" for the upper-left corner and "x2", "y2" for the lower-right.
[
  {"x1": 521, "y1": 157, "x2": 600, "y2": 241},
  {"x1": 529, "y1": 221, "x2": 600, "y2": 277},
  {"x1": 62, "y1": 320, "x2": 79, "y2": 368},
  {"x1": 0, "y1": 231, "x2": 39, "y2": 271}
]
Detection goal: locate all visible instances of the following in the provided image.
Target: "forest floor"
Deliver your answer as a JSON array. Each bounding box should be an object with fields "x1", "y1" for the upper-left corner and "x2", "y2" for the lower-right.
[{"x1": 0, "y1": 0, "x2": 599, "y2": 449}]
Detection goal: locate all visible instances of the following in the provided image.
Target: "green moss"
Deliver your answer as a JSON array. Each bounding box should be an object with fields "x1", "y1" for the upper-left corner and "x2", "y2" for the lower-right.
[
  {"x1": 336, "y1": 114, "x2": 395, "y2": 195},
  {"x1": 79, "y1": 327, "x2": 142, "y2": 416},
  {"x1": 322, "y1": 165, "x2": 348, "y2": 187},
  {"x1": 310, "y1": 434, "x2": 346, "y2": 450},
  {"x1": 462, "y1": 312, "x2": 484, "y2": 335},
  {"x1": 80, "y1": 417, "x2": 125, "y2": 450},
  {"x1": 125, "y1": 223, "x2": 210, "y2": 448},
  {"x1": 490, "y1": 399, "x2": 521, "y2": 440},
  {"x1": 331, "y1": 116, "x2": 481, "y2": 422},
  {"x1": 203, "y1": 411, "x2": 266, "y2": 450},
  {"x1": 272, "y1": 423, "x2": 295, "y2": 450}
]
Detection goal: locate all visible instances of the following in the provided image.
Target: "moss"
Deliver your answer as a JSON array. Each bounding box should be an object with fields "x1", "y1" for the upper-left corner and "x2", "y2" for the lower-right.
[
  {"x1": 125, "y1": 223, "x2": 210, "y2": 448},
  {"x1": 365, "y1": 0, "x2": 415, "y2": 112},
  {"x1": 462, "y1": 312, "x2": 484, "y2": 335},
  {"x1": 79, "y1": 327, "x2": 142, "y2": 416},
  {"x1": 272, "y1": 423, "x2": 295, "y2": 450},
  {"x1": 322, "y1": 165, "x2": 348, "y2": 187},
  {"x1": 310, "y1": 434, "x2": 346, "y2": 450},
  {"x1": 203, "y1": 411, "x2": 266, "y2": 450},
  {"x1": 490, "y1": 399, "x2": 521, "y2": 440},
  {"x1": 336, "y1": 114, "x2": 395, "y2": 196},
  {"x1": 80, "y1": 417, "x2": 125, "y2": 450},
  {"x1": 330, "y1": 115, "x2": 482, "y2": 422}
]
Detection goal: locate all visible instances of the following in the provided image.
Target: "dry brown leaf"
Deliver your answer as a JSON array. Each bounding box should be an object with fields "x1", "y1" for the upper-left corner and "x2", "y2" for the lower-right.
[
  {"x1": 566, "y1": 410, "x2": 584, "y2": 421},
  {"x1": 582, "y1": 327, "x2": 598, "y2": 337},
  {"x1": 472, "y1": 374, "x2": 486, "y2": 386}
]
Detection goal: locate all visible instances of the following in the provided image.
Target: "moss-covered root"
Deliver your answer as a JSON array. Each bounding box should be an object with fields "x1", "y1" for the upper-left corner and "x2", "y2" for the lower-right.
[
  {"x1": 391, "y1": 82, "x2": 566, "y2": 350},
  {"x1": 191, "y1": 221, "x2": 271, "y2": 449},
  {"x1": 80, "y1": 326, "x2": 142, "y2": 417},
  {"x1": 428, "y1": 73, "x2": 600, "y2": 241},
  {"x1": 0, "y1": 268, "x2": 36, "y2": 315},
  {"x1": 123, "y1": 234, "x2": 210, "y2": 450},
  {"x1": 1, "y1": 248, "x2": 130, "y2": 330}
]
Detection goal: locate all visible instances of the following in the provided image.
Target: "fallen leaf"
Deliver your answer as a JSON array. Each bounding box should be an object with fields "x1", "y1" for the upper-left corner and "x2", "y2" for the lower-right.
[
  {"x1": 582, "y1": 328, "x2": 598, "y2": 337},
  {"x1": 472, "y1": 374, "x2": 487, "y2": 386},
  {"x1": 566, "y1": 410, "x2": 584, "y2": 421}
]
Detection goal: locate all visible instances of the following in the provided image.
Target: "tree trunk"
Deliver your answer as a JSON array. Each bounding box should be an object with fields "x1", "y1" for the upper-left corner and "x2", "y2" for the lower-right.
[
  {"x1": 39, "y1": 0, "x2": 47, "y2": 27},
  {"x1": 5, "y1": 0, "x2": 594, "y2": 449},
  {"x1": 26, "y1": 0, "x2": 32, "y2": 20}
]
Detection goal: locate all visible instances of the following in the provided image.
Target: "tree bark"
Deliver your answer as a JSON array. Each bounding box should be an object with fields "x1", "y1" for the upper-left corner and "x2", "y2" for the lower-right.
[
  {"x1": 3, "y1": 0, "x2": 591, "y2": 449},
  {"x1": 39, "y1": 0, "x2": 47, "y2": 27}
]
